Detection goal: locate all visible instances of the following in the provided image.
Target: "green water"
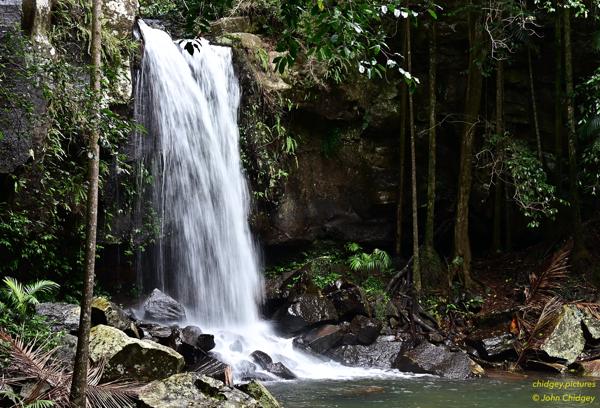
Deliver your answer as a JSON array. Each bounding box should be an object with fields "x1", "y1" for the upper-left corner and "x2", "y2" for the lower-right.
[{"x1": 266, "y1": 374, "x2": 600, "y2": 408}]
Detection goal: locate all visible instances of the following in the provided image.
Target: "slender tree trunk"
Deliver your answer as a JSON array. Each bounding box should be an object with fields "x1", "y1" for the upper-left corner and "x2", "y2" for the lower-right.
[
  {"x1": 554, "y1": 11, "x2": 564, "y2": 192},
  {"x1": 69, "y1": 0, "x2": 102, "y2": 405},
  {"x1": 528, "y1": 48, "x2": 543, "y2": 164},
  {"x1": 453, "y1": 3, "x2": 485, "y2": 289},
  {"x1": 395, "y1": 30, "x2": 409, "y2": 256},
  {"x1": 563, "y1": 7, "x2": 583, "y2": 253},
  {"x1": 424, "y1": 21, "x2": 437, "y2": 254},
  {"x1": 492, "y1": 60, "x2": 504, "y2": 253},
  {"x1": 406, "y1": 15, "x2": 421, "y2": 293}
]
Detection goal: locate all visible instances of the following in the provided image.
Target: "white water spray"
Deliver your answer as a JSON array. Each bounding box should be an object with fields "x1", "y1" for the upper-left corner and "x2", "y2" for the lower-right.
[{"x1": 134, "y1": 21, "x2": 406, "y2": 381}]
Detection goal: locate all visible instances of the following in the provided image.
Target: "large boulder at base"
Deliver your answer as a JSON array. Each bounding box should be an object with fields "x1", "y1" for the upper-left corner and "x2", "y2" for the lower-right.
[
  {"x1": 293, "y1": 324, "x2": 346, "y2": 354},
  {"x1": 91, "y1": 296, "x2": 133, "y2": 332},
  {"x1": 272, "y1": 294, "x2": 338, "y2": 335},
  {"x1": 393, "y1": 341, "x2": 484, "y2": 379},
  {"x1": 138, "y1": 372, "x2": 262, "y2": 408},
  {"x1": 324, "y1": 281, "x2": 370, "y2": 321},
  {"x1": 327, "y1": 336, "x2": 404, "y2": 369},
  {"x1": 35, "y1": 302, "x2": 80, "y2": 333},
  {"x1": 466, "y1": 333, "x2": 517, "y2": 361},
  {"x1": 541, "y1": 305, "x2": 585, "y2": 365},
  {"x1": 237, "y1": 380, "x2": 281, "y2": 408},
  {"x1": 89, "y1": 324, "x2": 184, "y2": 381},
  {"x1": 143, "y1": 289, "x2": 187, "y2": 323},
  {"x1": 250, "y1": 350, "x2": 297, "y2": 380},
  {"x1": 349, "y1": 315, "x2": 382, "y2": 345}
]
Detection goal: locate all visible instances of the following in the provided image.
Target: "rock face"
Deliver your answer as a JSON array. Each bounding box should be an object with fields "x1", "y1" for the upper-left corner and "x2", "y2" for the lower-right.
[
  {"x1": 581, "y1": 309, "x2": 600, "y2": 340},
  {"x1": 327, "y1": 336, "x2": 404, "y2": 369},
  {"x1": 89, "y1": 324, "x2": 184, "y2": 381},
  {"x1": 273, "y1": 294, "x2": 338, "y2": 335},
  {"x1": 237, "y1": 380, "x2": 281, "y2": 408},
  {"x1": 349, "y1": 315, "x2": 382, "y2": 345},
  {"x1": 138, "y1": 372, "x2": 263, "y2": 408},
  {"x1": 54, "y1": 333, "x2": 78, "y2": 365},
  {"x1": 541, "y1": 305, "x2": 585, "y2": 365},
  {"x1": 393, "y1": 342, "x2": 484, "y2": 379},
  {"x1": 143, "y1": 289, "x2": 187, "y2": 323},
  {"x1": 35, "y1": 302, "x2": 80, "y2": 333},
  {"x1": 324, "y1": 281, "x2": 370, "y2": 321}
]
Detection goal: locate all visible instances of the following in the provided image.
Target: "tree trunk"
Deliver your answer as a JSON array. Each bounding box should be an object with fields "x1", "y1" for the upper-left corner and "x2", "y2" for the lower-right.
[
  {"x1": 424, "y1": 21, "x2": 437, "y2": 254},
  {"x1": 406, "y1": 14, "x2": 421, "y2": 293},
  {"x1": 69, "y1": 0, "x2": 102, "y2": 405},
  {"x1": 554, "y1": 11, "x2": 563, "y2": 192},
  {"x1": 453, "y1": 3, "x2": 485, "y2": 289},
  {"x1": 563, "y1": 7, "x2": 584, "y2": 253},
  {"x1": 492, "y1": 59, "x2": 504, "y2": 253},
  {"x1": 395, "y1": 25, "x2": 409, "y2": 256},
  {"x1": 528, "y1": 48, "x2": 543, "y2": 164}
]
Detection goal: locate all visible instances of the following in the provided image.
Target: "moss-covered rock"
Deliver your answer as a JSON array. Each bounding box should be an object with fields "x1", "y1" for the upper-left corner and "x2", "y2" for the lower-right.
[
  {"x1": 89, "y1": 324, "x2": 184, "y2": 381},
  {"x1": 139, "y1": 373, "x2": 262, "y2": 407},
  {"x1": 541, "y1": 305, "x2": 585, "y2": 365},
  {"x1": 237, "y1": 381, "x2": 281, "y2": 408},
  {"x1": 91, "y1": 296, "x2": 133, "y2": 332}
]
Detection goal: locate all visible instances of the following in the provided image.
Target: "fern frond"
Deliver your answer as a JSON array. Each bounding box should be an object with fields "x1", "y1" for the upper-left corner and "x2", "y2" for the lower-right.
[{"x1": 525, "y1": 240, "x2": 572, "y2": 309}]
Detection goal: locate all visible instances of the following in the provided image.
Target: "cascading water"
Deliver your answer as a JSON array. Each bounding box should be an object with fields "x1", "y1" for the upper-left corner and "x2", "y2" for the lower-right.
[{"x1": 134, "y1": 20, "x2": 409, "y2": 381}]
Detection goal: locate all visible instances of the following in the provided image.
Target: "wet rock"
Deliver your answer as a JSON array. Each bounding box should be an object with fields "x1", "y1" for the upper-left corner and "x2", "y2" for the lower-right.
[
  {"x1": 327, "y1": 336, "x2": 404, "y2": 369},
  {"x1": 139, "y1": 372, "x2": 262, "y2": 408},
  {"x1": 91, "y1": 296, "x2": 133, "y2": 332},
  {"x1": 324, "y1": 281, "x2": 370, "y2": 321},
  {"x1": 142, "y1": 289, "x2": 186, "y2": 323},
  {"x1": 181, "y1": 325, "x2": 216, "y2": 352},
  {"x1": 139, "y1": 322, "x2": 179, "y2": 349},
  {"x1": 273, "y1": 294, "x2": 338, "y2": 335},
  {"x1": 349, "y1": 315, "x2": 382, "y2": 345},
  {"x1": 541, "y1": 305, "x2": 585, "y2": 365},
  {"x1": 466, "y1": 333, "x2": 517, "y2": 361},
  {"x1": 293, "y1": 324, "x2": 345, "y2": 354},
  {"x1": 237, "y1": 380, "x2": 282, "y2": 408},
  {"x1": 89, "y1": 324, "x2": 184, "y2": 381},
  {"x1": 393, "y1": 341, "x2": 484, "y2": 379},
  {"x1": 250, "y1": 350, "x2": 297, "y2": 380},
  {"x1": 35, "y1": 302, "x2": 80, "y2": 333}
]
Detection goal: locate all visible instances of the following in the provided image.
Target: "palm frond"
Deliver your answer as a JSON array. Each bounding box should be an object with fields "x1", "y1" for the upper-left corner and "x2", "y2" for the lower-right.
[
  {"x1": 3, "y1": 277, "x2": 27, "y2": 315},
  {"x1": 25, "y1": 280, "x2": 60, "y2": 299},
  {"x1": 525, "y1": 240, "x2": 572, "y2": 309}
]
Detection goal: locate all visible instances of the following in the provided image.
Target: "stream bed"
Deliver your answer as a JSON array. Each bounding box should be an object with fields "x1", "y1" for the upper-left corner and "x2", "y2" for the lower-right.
[{"x1": 266, "y1": 373, "x2": 600, "y2": 408}]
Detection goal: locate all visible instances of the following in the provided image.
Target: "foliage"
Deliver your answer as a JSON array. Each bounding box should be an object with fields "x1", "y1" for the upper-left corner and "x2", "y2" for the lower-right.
[
  {"x1": 421, "y1": 292, "x2": 484, "y2": 323},
  {"x1": 478, "y1": 132, "x2": 562, "y2": 227},
  {"x1": 1, "y1": 277, "x2": 59, "y2": 318},
  {"x1": 346, "y1": 243, "x2": 392, "y2": 274},
  {"x1": 0, "y1": 390, "x2": 54, "y2": 408},
  {"x1": 0, "y1": 330, "x2": 140, "y2": 408},
  {"x1": 579, "y1": 68, "x2": 600, "y2": 194}
]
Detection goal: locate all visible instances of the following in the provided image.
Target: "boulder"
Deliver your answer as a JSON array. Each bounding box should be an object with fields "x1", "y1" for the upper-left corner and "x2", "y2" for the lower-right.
[
  {"x1": 237, "y1": 380, "x2": 281, "y2": 408},
  {"x1": 142, "y1": 289, "x2": 186, "y2": 323},
  {"x1": 393, "y1": 341, "x2": 484, "y2": 379},
  {"x1": 139, "y1": 322, "x2": 179, "y2": 349},
  {"x1": 293, "y1": 324, "x2": 345, "y2": 354},
  {"x1": 466, "y1": 333, "x2": 517, "y2": 361},
  {"x1": 89, "y1": 324, "x2": 184, "y2": 381},
  {"x1": 91, "y1": 297, "x2": 133, "y2": 332},
  {"x1": 541, "y1": 305, "x2": 585, "y2": 365},
  {"x1": 249, "y1": 350, "x2": 297, "y2": 380},
  {"x1": 574, "y1": 360, "x2": 600, "y2": 377},
  {"x1": 54, "y1": 333, "x2": 77, "y2": 365},
  {"x1": 324, "y1": 281, "x2": 370, "y2": 321},
  {"x1": 181, "y1": 325, "x2": 216, "y2": 352},
  {"x1": 327, "y1": 336, "x2": 404, "y2": 369},
  {"x1": 349, "y1": 315, "x2": 382, "y2": 345},
  {"x1": 35, "y1": 302, "x2": 80, "y2": 333},
  {"x1": 581, "y1": 309, "x2": 600, "y2": 341},
  {"x1": 272, "y1": 294, "x2": 338, "y2": 335},
  {"x1": 138, "y1": 372, "x2": 261, "y2": 408}
]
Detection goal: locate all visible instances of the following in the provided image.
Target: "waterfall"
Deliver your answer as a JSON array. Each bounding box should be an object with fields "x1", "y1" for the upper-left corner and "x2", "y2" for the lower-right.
[
  {"x1": 134, "y1": 21, "x2": 403, "y2": 381},
  {"x1": 134, "y1": 21, "x2": 262, "y2": 326}
]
